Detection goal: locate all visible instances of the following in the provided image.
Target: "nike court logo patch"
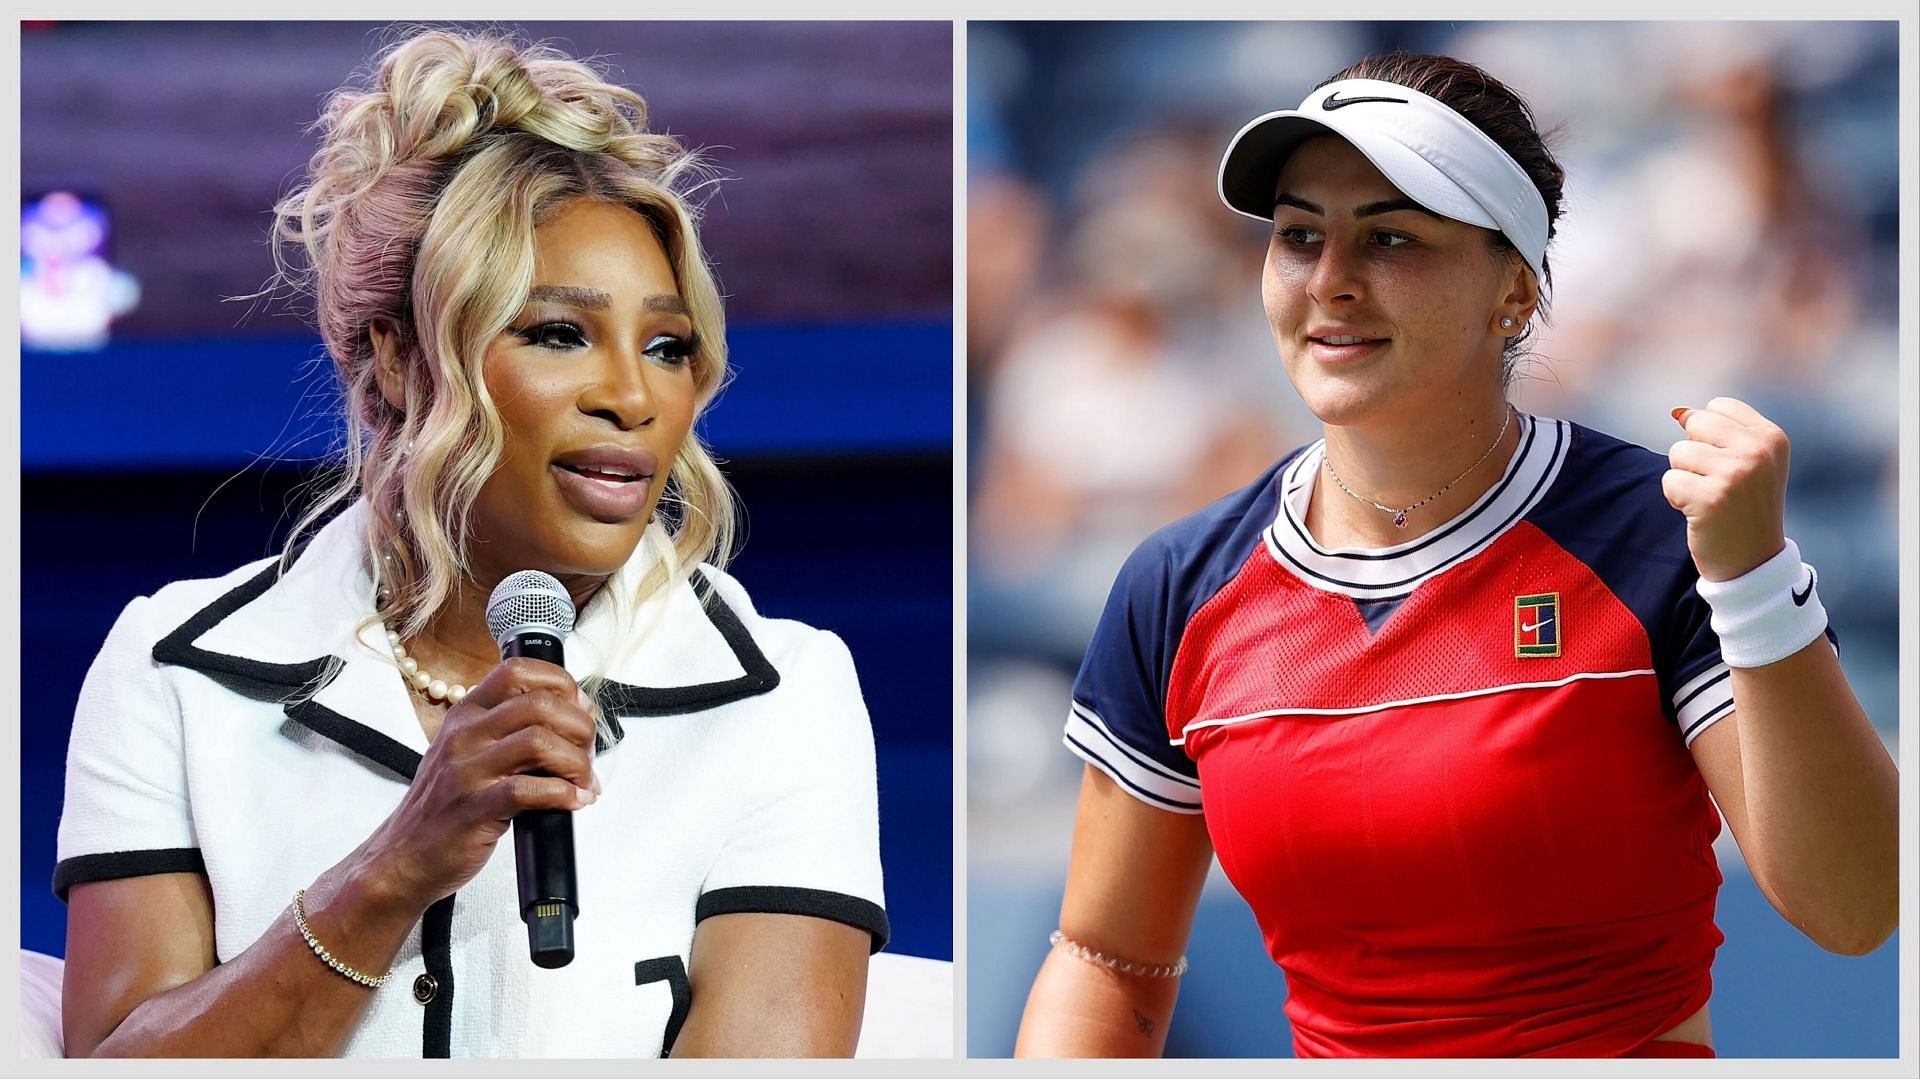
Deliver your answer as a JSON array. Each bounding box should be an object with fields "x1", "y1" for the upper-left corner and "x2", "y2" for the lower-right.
[{"x1": 1514, "y1": 592, "x2": 1560, "y2": 658}]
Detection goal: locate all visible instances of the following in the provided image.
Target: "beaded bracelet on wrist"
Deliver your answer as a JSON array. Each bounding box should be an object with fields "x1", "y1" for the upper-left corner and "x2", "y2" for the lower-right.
[
  {"x1": 292, "y1": 887, "x2": 393, "y2": 989},
  {"x1": 1049, "y1": 929, "x2": 1188, "y2": 979}
]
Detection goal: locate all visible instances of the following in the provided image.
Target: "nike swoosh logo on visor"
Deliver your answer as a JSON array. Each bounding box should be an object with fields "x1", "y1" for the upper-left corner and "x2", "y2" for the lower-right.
[{"x1": 1321, "y1": 91, "x2": 1410, "y2": 110}]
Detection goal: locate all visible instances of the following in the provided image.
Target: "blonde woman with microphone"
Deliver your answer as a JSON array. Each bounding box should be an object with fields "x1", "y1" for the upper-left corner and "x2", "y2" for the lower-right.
[{"x1": 56, "y1": 28, "x2": 886, "y2": 1058}]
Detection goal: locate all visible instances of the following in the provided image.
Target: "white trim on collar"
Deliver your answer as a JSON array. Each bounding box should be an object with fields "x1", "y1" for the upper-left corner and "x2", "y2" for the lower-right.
[{"x1": 1263, "y1": 413, "x2": 1570, "y2": 600}]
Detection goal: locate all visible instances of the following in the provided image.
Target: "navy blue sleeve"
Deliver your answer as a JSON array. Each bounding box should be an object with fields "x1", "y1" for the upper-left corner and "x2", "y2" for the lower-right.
[
  {"x1": 1529, "y1": 423, "x2": 1835, "y2": 746},
  {"x1": 1063, "y1": 459, "x2": 1291, "y2": 814},
  {"x1": 1665, "y1": 543, "x2": 1838, "y2": 745},
  {"x1": 1528, "y1": 425, "x2": 1729, "y2": 743},
  {"x1": 1065, "y1": 538, "x2": 1205, "y2": 814},
  {"x1": 1665, "y1": 570, "x2": 1737, "y2": 745}
]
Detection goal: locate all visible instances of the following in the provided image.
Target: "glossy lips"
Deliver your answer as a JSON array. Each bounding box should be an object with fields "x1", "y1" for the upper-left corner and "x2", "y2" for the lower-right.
[{"x1": 550, "y1": 444, "x2": 659, "y2": 521}]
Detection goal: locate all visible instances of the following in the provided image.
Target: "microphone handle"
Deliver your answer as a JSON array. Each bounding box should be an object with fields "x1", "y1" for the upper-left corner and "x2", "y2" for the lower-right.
[{"x1": 503, "y1": 632, "x2": 578, "y2": 969}]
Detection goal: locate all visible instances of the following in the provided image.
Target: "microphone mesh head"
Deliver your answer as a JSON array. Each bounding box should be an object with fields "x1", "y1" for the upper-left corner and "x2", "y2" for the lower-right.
[{"x1": 486, "y1": 570, "x2": 577, "y2": 649}]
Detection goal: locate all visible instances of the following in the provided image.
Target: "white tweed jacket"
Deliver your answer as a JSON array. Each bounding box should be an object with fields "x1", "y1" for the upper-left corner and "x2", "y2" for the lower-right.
[{"x1": 55, "y1": 501, "x2": 887, "y2": 1057}]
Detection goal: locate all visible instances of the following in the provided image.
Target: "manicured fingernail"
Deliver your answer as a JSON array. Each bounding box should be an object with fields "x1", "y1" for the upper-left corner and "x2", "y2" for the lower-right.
[
  {"x1": 577, "y1": 785, "x2": 597, "y2": 806},
  {"x1": 577, "y1": 688, "x2": 592, "y2": 710},
  {"x1": 1671, "y1": 406, "x2": 1690, "y2": 424},
  {"x1": 591, "y1": 771, "x2": 604, "y2": 796}
]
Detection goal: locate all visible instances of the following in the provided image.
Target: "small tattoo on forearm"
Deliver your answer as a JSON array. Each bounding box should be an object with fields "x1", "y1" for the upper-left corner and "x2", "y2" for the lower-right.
[{"x1": 1133, "y1": 1008, "x2": 1154, "y2": 1036}]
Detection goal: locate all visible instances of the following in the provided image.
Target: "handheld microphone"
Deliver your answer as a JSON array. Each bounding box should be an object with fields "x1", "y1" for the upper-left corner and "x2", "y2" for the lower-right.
[{"x1": 485, "y1": 570, "x2": 580, "y2": 969}]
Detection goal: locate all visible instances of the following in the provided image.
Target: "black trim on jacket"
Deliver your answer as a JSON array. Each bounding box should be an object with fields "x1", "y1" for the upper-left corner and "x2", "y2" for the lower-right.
[
  {"x1": 53, "y1": 848, "x2": 207, "y2": 902},
  {"x1": 634, "y1": 956, "x2": 692, "y2": 1057},
  {"x1": 150, "y1": 560, "x2": 339, "y2": 702},
  {"x1": 152, "y1": 564, "x2": 782, "y2": 780},
  {"x1": 132, "y1": 548, "x2": 798, "y2": 1058},
  {"x1": 592, "y1": 569, "x2": 782, "y2": 717},
  {"x1": 283, "y1": 698, "x2": 422, "y2": 783},
  {"x1": 420, "y1": 895, "x2": 456, "y2": 1057},
  {"x1": 696, "y1": 885, "x2": 891, "y2": 954}
]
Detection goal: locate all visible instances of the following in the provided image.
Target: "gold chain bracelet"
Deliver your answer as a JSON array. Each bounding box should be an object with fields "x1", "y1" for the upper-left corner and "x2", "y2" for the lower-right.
[{"x1": 292, "y1": 888, "x2": 393, "y2": 989}]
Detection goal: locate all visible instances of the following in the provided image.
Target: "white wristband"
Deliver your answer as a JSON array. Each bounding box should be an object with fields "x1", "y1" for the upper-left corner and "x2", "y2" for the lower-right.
[{"x1": 1693, "y1": 538, "x2": 1828, "y2": 669}]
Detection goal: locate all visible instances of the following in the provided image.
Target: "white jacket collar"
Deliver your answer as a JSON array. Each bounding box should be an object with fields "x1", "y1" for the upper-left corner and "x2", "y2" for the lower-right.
[{"x1": 150, "y1": 501, "x2": 780, "y2": 783}]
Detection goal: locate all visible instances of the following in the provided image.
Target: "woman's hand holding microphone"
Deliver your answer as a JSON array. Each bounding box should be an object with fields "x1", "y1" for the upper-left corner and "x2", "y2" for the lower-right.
[{"x1": 358, "y1": 657, "x2": 600, "y2": 916}]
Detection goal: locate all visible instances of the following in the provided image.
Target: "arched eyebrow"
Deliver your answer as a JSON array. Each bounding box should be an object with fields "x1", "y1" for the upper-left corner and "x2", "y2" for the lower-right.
[
  {"x1": 525, "y1": 286, "x2": 688, "y2": 316},
  {"x1": 527, "y1": 285, "x2": 610, "y2": 310},
  {"x1": 1273, "y1": 192, "x2": 1446, "y2": 220}
]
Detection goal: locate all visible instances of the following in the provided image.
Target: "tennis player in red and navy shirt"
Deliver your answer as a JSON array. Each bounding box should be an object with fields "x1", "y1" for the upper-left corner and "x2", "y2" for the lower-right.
[
  {"x1": 1016, "y1": 54, "x2": 1897, "y2": 1060},
  {"x1": 1069, "y1": 415, "x2": 1760, "y2": 1055}
]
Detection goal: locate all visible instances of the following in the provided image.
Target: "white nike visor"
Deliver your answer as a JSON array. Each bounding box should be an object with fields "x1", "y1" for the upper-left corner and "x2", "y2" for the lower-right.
[{"x1": 1218, "y1": 77, "x2": 1549, "y2": 284}]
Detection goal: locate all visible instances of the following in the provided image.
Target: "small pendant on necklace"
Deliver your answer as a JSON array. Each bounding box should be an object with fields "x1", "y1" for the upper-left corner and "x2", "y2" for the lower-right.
[{"x1": 1393, "y1": 511, "x2": 1408, "y2": 528}]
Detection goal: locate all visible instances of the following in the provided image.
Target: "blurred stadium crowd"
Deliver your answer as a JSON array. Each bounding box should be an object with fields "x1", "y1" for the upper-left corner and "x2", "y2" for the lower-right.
[{"x1": 966, "y1": 20, "x2": 1900, "y2": 1056}]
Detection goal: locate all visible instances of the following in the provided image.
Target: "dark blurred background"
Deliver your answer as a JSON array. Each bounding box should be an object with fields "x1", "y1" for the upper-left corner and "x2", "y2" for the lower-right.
[
  {"x1": 20, "y1": 21, "x2": 952, "y2": 964},
  {"x1": 966, "y1": 20, "x2": 1900, "y2": 1056}
]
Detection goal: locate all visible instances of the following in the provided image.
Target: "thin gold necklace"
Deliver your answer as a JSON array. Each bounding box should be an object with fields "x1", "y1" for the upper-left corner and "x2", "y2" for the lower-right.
[{"x1": 1322, "y1": 406, "x2": 1514, "y2": 529}]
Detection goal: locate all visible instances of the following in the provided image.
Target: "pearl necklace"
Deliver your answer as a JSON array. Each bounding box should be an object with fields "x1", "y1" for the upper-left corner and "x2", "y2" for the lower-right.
[
  {"x1": 1322, "y1": 406, "x2": 1514, "y2": 528},
  {"x1": 383, "y1": 627, "x2": 469, "y2": 704},
  {"x1": 375, "y1": 576, "x2": 469, "y2": 706}
]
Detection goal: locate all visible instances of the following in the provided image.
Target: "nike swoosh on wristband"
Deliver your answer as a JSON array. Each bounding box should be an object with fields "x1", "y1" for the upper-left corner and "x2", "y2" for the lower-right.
[
  {"x1": 1792, "y1": 568, "x2": 1816, "y2": 606},
  {"x1": 1322, "y1": 91, "x2": 1409, "y2": 110}
]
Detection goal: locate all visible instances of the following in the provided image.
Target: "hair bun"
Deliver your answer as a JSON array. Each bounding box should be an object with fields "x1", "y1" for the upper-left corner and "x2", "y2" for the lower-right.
[
  {"x1": 273, "y1": 29, "x2": 699, "y2": 367},
  {"x1": 377, "y1": 30, "x2": 544, "y2": 161},
  {"x1": 314, "y1": 29, "x2": 688, "y2": 200}
]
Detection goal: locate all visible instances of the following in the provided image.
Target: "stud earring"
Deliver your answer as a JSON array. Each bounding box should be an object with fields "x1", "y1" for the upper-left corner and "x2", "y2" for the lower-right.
[{"x1": 1500, "y1": 316, "x2": 1516, "y2": 330}]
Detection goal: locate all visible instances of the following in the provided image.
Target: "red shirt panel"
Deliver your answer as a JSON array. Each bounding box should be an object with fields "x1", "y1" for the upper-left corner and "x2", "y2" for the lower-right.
[{"x1": 1172, "y1": 522, "x2": 1723, "y2": 1057}]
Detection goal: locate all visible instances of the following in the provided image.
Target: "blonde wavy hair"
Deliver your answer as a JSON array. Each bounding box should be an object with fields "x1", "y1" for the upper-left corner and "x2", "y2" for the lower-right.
[{"x1": 272, "y1": 28, "x2": 735, "y2": 671}]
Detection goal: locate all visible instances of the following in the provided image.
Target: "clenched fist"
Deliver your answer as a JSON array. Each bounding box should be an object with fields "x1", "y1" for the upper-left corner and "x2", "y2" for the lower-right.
[{"x1": 1661, "y1": 396, "x2": 1790, "y2": 583}]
